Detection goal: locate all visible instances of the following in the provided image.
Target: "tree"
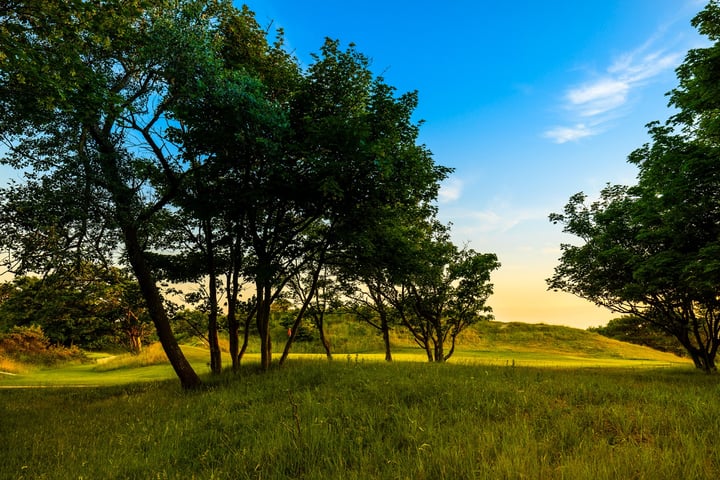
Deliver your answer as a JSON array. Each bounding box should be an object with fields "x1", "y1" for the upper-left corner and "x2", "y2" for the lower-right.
[
  {"x1": 1, "y1": 2, "x2": 453, "y2": 378},
  {"x1": 342, "y1": 211, "x2": 441, "y2": 362},
  {"x1": 163, "y1": 4, "x2": 299, "y2": 373},
  {"x1": 0, "y1": 0, "x2": 236, "y2": 388},
  {"x1": 549, "y1": 1, "x2": 720, "y2": 372},
  {"x1": 397, "y1": 236, "x2": 500, "y2": 363},
  {"x1": 0, "y1": 265, "x2": 152, "y2": 351}
]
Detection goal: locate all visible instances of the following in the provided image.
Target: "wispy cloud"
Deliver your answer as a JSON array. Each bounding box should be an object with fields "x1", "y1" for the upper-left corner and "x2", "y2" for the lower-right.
[
  {"x1": 567, "y1": 79, "x2": 630, "y2": 117},
  {"x1": 438, "y1": 177, "x2": 463, "y2": 203},
  {"x1": 544, "y1": 35, "x2": 686, "y2": 144},
  {"x1": 543, "y1": 123, "x2": 597, "y2": 143}
]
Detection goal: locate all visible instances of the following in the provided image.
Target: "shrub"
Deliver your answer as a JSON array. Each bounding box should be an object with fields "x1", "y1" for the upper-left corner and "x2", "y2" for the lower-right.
[{"x1": 0, "y1": 325, "x2": 87, "y2": 366}]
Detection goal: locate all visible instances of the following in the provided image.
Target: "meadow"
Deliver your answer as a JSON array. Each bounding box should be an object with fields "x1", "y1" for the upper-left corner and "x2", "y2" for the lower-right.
[{"x1": 2, "y1": 322, "x2": 718, "y2": 479}]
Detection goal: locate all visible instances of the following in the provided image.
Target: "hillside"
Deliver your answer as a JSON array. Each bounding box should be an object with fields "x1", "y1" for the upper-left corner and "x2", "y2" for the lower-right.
[{"x1": 445, "y1": 321, "x2": 689, "y2": 366}]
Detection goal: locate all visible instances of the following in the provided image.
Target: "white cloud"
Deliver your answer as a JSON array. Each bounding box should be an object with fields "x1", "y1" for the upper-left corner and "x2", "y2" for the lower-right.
[
  {"x1": 567, "y1": 79, "x2": 630, "y2": 117},
  {"x1": 438, "y1": 177, "x2": 463, "y2": 203},
  {"x1": 543, "y1": 123, "x2": 596, "y2": 144}
]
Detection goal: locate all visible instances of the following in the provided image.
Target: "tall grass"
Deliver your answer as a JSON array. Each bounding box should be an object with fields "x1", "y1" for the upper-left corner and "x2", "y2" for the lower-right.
[
  {"x1": 0, "y1": 355, "x2": 28, "y2": 374},
  {"x1": 93, "y1": 342, "x2": 175, "y2": 372},
  {"x1": 2, "y1": 361, "x2": 719, "y2": 479}
]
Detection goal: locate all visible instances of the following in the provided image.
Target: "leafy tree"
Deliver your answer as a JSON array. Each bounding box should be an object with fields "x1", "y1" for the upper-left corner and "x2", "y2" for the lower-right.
[
  {"x1": 397, "y1": 236, "x2": 500, "y2": 363},
  {"x1": 0, "y1": 265, "x2": 151, "y2": 351},
  {"x1": 1, "y1": 1, "x2": 453, "y2": 379},
  {"x1": 549, "y1": 1, "x2": 720, "y2": 371},
  {"x1": 99, "y1": 269, "x2": 154, "y2": 354},
  {"x1": 342, "y1": 212, "x2": 439, "y2": 361},
  {"x1": 160, "y1": 4, "x2": 299, "y2": 373},
  {"x1": 0, "y1": 274, "x2": 112, "y2": 348}
]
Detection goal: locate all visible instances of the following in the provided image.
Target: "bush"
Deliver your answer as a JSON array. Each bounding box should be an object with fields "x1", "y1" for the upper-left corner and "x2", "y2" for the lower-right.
[{"x1": 0, "y1": 325, "x2": 87, "y2": 366}]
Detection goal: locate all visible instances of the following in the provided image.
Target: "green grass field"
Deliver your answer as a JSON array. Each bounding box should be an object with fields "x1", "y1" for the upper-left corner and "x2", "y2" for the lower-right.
[
  {"x1": 1, "y1": 321, "x2": 712, "y2": 479},
  {"x1": 2, "y1": 361, "x2": 719, "y2": 479}
]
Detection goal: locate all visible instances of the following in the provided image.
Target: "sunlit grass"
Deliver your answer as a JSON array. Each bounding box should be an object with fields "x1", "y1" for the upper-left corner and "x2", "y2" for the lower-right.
[
  {"x1": 94, "y1": 342, "x2": 184, "y2": 372},
  {"x1": 0, "y1": 320, "x2": 691, "y2": 388},
  {"x1": 2, "y1": 361, "x2": 719, "y2": 479}
]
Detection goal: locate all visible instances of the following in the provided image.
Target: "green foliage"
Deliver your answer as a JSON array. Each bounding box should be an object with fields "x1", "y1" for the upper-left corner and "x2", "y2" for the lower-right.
[
  {"x1": 0, "y1": 0, "x2": 463, "y2": 385},
  {"x1": 1, "y1": 362, "x2": 718, "y2": 479},
  {"x1": 399, "y1": 235, "x2": 500, "y2": 362},
  {"x1": 0, "y1": 266, "x2": 153, "y2": 351}
]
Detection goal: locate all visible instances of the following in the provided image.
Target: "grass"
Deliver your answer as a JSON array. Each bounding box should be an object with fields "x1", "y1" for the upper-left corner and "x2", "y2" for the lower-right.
[
  {"x1": 0, "y1": 321, "x2": 705, "y2": 478},
  {"x1": 2, "y1": 360, "x2": 719, "y2": 479}
]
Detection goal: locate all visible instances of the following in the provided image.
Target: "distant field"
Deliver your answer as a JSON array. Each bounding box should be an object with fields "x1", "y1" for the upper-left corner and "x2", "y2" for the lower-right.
[{"x1": 0, "y1": 321, "x2": 690, "y2": 387}]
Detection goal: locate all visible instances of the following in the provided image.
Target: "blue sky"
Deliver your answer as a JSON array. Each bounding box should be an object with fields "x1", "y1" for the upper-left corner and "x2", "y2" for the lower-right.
[{"x1": 244, "y1": 0, "x2": 709, "y2": 328}]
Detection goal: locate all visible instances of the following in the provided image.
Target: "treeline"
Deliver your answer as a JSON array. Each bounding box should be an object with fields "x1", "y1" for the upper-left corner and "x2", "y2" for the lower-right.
[{"x1": 0, "y1": 1, "x2": 498, "y2": 388}]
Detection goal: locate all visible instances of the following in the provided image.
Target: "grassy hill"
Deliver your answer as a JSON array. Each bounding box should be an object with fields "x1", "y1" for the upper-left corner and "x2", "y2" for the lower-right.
[
  {"x1": 391, "y1": 321, "x2": 689, "y2": 367},
  {"x1": 462, "y1": 321, "x2": 685, "y2": 360}
]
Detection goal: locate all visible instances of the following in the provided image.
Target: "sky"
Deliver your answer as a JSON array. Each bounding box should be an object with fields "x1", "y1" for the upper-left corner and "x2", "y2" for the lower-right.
[
  {"x1": 0, "y1": 1, "x2": 709, "y2": 329},
  {"x1": 242, "y1": 0, "x2": 710, "y2": 329}
]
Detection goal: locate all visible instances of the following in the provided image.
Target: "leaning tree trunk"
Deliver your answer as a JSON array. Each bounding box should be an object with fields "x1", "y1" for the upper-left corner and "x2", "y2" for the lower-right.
[
  {"x1": 124, "y1": 225, "x2": 202, "y2": 389},
  {"x1": 280, "y1": 283, "x2": 317, "y2": 365},
  {"x1": 238, "y1": 308, "x2": 254, "y2": 364},
  {"x1": 92, "y1": 125, "x2": 201, "y2": 389}
]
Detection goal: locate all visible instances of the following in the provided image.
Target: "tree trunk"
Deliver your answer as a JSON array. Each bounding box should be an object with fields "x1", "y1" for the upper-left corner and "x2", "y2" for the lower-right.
[
  {"x1": 256, "y1": 283, "x2": 273, "y2": 370},
  {"x1": 124, "y1": 225, "x2": 202, "y2": 389},
  {"x1": 228, "y1": 311, "x2": 239, "y2": 369},
  {"x1": 433, "y1": 340, "x2": 444, "y2": 363},
  {"x1": 236, "y1": 306, "x2": 255, "y2": 364},
  {"x1": 279, "y1": 310, "x2": 304, "y2": 365},
  {"x1": 280, "y1": 263, "x2": 322, "y2": 365},
  {"x1": 207, "y1": 276, "x2": 222, "y2": 374},
  {"x1": 128, "y1": 323, "x2": 142, "y2": 354},
  {"x1": 318, "y1": 317, "x2": 333, "y2": 360},
  {"x1": 380, "y1": 312, "x2": 392, "y2": 362},
  {"x1": 279, "y1": 285, "x2": 316, "y2": 365},
  {"x1": 204, "y1": 221, "x2": 222, "y2": 374},
  {"x1": 227, "y1": 273, "x2": 239, "y2": 371},
  {"x1": 91, "y1": 125, "x2": 200, "y2": 389}
]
